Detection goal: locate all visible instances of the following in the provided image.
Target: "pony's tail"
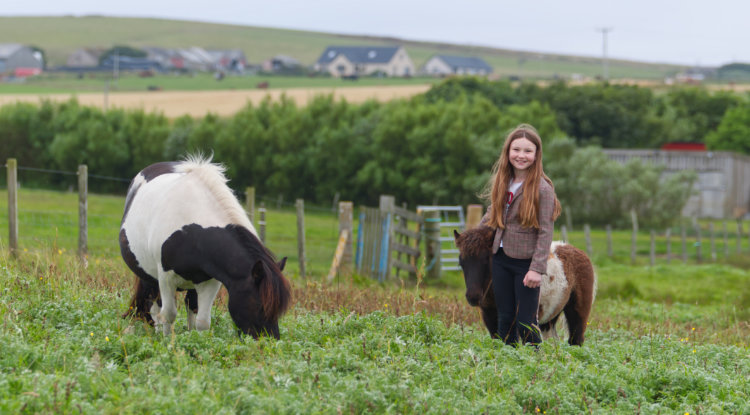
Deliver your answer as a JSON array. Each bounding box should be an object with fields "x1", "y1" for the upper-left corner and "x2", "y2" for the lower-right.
[
  {"x1": 122, "y1": 277, "x2": 159, "y2": 325},
  {"x1": 260, "y1": 262, "x2": 292, "y2": 321}
]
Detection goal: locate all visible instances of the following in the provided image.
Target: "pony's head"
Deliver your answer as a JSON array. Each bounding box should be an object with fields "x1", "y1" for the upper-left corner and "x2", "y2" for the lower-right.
[
  {"x1": 224, "y1": 226, "x2": 291, "y2": 339},
  {"x1": 454, "y1": 226, "x2": 495, "y2": 307},
  {"x1": 228, "y1": 255, "x2": 291, "y2": 339}
]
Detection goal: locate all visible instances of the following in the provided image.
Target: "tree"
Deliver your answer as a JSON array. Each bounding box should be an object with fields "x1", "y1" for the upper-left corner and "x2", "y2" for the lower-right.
[{"x1": 705, "y1": 104, "x2": 750, "y2": 155}]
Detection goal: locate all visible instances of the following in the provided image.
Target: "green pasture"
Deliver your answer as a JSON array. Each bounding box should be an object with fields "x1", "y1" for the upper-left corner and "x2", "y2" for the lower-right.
[
  {"x1": 0, "y1": 72, "x2": 438, "y2": 94},
  {"x1": 0, "y1": 16, "x2": 683, "y2": 81},
  {"x1": 1, "y1": 188, "x2": 749, "y2": 412}
]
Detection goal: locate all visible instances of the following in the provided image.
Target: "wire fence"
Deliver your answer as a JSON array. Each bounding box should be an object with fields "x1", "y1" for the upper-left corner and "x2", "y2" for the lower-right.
[{"x1": 3, "y1": 161, "x2": 750, "y2": 280}]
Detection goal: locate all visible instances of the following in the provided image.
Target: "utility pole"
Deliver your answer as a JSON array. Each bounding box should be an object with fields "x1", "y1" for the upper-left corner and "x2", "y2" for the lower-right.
[{"x1": 596, "y1": 27, "x2": 613, "y2": 81}]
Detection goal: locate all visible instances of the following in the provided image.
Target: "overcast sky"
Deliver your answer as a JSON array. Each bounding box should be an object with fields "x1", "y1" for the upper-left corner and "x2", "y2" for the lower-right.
[{"x1": 3, "y1": 0, "x2": 748, "y2": 66}]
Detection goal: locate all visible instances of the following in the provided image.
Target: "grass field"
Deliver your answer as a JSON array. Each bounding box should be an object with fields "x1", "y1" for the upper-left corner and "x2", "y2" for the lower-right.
[
  {"x1": 0, "y1": 16, "x2": 684, "y2": 80},
  {"x1": 1, "y1": 188, "x2": 749, "y2": 413}
]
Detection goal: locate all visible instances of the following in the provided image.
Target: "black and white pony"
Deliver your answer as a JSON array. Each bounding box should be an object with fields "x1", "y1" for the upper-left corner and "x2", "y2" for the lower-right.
[{"x1": 120, "y1": 156, "x2": 291, "y2": 339}]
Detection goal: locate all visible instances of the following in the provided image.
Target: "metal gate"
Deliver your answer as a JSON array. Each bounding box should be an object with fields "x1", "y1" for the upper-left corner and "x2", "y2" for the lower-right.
[{"x1": 416, "y1": 206, "x2": 465, "y2": 272}]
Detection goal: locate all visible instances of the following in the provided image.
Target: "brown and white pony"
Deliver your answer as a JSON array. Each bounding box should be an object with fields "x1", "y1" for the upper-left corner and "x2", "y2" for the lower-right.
[
  {"x1": 120, "y1": 156, "x2": 291, "y2": 339},
  {"x1": 454, "y1": 226, "x2": 596, "y2": 345}
]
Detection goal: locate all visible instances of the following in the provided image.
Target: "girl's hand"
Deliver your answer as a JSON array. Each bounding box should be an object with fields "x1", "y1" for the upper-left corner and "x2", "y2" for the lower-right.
[{"x1": 523, "y1": 270, "x2": 542, "y2": 288}]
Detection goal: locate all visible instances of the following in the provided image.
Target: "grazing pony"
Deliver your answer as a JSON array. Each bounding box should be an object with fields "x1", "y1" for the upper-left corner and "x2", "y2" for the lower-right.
[
  {"x1": 454, "y1": 226, "x2": 596, "y2": 345},
  {"x1": 120, "y1": 156, "x2": 291, "y2": 339}
]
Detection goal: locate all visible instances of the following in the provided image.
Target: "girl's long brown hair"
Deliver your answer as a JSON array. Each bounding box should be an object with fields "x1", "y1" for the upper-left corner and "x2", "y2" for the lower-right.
[{"x1": 483, "y1": 124, "x2": 562, "y2": 229}]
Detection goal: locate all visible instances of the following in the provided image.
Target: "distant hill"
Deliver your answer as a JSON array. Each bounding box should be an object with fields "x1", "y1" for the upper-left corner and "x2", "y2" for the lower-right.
[{"x1": 0, "y1": 15, "x2": 686, "y2": 80}]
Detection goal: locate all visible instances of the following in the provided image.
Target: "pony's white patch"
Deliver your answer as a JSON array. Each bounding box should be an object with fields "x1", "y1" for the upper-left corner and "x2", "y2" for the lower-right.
[
  {"x1": 538, "y1": 241, "x2": 570, "y2": 324},
  {"x1": 174, "y1": 156, "x2": 256, "y2": 234}
]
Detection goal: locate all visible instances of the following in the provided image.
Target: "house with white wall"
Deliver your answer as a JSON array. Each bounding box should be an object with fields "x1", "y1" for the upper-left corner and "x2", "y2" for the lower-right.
[{"x1": 315, "y1": 46, "x2": 414, "y2": 77}]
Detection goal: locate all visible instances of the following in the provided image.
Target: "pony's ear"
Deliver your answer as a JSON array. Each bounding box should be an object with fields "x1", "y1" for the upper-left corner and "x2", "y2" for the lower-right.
[
  {"x1": 251, "y1": 260, "x2": 266, "y2": 285},
  {"x1": 277, "y1": 257, "x2": 287, "y2": 271},
  {"x1": 453, "y1": 229, "x2": 461, "y2": 241}
]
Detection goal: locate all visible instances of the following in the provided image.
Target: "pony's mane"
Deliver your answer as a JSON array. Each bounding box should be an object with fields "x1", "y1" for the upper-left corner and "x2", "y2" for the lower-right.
[
  {"x1": 455, "y1": 225, "x2": 495, "y2": 258},
  {"x1": 176, "y1": 154, "x2": 254, "y2": 232},
  {"x1": 233, "y1": 225, "x2": 291, "y2": 320}
]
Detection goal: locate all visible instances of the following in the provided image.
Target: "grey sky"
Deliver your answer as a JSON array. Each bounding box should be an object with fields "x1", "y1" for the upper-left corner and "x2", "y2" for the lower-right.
[{"x1": 3, "y1": 0, "x2": 748, "y2": 66}]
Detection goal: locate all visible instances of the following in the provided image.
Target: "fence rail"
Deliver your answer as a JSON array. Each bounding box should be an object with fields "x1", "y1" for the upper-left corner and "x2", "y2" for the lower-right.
[{"x1": 5, "y1": 159, "x2": 750, "y2": 279}]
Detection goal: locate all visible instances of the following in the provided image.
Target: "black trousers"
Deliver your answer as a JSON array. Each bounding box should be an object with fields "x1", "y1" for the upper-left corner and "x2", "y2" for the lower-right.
[{"x1": 491, "y1": 248, "x2": 541, "y2": 345}]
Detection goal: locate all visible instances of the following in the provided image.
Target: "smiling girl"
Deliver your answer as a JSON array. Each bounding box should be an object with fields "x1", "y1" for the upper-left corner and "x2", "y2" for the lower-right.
[{"x1": 481, "y1": 124, "x2": 562, "y2": 346}]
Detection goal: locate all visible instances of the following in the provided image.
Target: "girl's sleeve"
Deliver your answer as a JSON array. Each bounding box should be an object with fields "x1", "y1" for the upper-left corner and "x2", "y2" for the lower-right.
[
  {"x1": 530, "y1": 187, "x2": 555, "y2": 274},
  {"x1": 480, "y1": 204, "x2": 492, "y2": 227}
]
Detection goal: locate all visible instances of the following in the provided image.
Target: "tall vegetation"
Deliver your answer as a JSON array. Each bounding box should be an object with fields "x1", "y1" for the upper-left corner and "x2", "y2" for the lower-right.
[{"x1": 1, "y1": 78, "x2": 743, "y2": 227}]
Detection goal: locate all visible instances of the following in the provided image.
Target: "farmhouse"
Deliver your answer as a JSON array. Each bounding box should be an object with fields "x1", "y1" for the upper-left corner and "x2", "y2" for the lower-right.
[
  {"x1": 315, "y1": 46, "x2": 415, "y2": 77},
  {"x1": 263, "y1": 55, "x2": 303, "y2": 74},
  {"x1": 207, "y1": 49, "x2": 248, "y2": 72},
  {"x1": 421, "y1": 55, "x2": 493, "y2": 76},
  {"x1": 603, "y1": 149, "x2": 750, "y2": 219},
  {"x1": 66, "y1": 48, "x2": 105, "y2": 68},
  {"x1": 144, "y1": 47, "x2": 186, "y2": 71},
  {"x1": 0, "y1": 43, "x2": 44, "y2": 76}
]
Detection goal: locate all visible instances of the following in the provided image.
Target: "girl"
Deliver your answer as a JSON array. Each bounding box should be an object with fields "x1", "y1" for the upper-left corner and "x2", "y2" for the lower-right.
[{"x1": 481, "y1": 124, "x2": 562, "y2": 346}]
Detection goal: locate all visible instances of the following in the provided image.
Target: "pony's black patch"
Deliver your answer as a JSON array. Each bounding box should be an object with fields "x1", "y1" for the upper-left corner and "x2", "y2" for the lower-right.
[
  {"x1": 119, "y1": 229, "x2": 157, "y2": 283},
  {"x1": 161, "y1": 224, "x2": 260, "y2": 286},
  {"x1": 140, "y1": 162, "x2": 179, "y2": 182}
]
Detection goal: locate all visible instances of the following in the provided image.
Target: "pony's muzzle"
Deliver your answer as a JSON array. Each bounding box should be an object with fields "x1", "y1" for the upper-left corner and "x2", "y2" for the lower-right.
[{"x1": 465, "y1": 292, "x2": 481, "y2": 307}]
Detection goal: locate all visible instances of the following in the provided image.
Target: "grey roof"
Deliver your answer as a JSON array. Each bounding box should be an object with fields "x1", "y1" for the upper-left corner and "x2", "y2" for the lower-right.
[
  {"x1": 434, "y1": 55, "x2": 493, "y2": 71},
  {"x1": 0, "y1": 43, "x2": 24, "y2": 59},
  {"x1": 317, "y1": 46, "x2": 400, "y2": 64}
]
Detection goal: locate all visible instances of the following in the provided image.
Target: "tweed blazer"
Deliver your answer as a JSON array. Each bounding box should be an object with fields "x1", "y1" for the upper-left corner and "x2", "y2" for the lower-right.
[{"x1": 481, "y1": 177, "x2": 556, "y2": 274}]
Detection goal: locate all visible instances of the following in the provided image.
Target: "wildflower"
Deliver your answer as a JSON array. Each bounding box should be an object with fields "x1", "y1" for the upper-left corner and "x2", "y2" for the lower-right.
[
  {"x1": 691, "y1": 327, "x2": 695, "y2": 331},
  {"x1": 692, "y1": 349, "x2": 696, "y2": 353},
  {"x1": 58, "y1": 249, "x2": 62, "y2": 255},
  {"x1": 90, "y1": 332, "x2": 94, "y2": 337},
  {"x1": 105, "y1": 336, "x2": 110, "y2": 342}
]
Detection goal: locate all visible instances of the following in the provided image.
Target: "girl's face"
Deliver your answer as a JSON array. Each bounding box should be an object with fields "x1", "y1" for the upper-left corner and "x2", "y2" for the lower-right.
[{"x1": 508, "y1": 137, "x2": 537, "y2": 173}]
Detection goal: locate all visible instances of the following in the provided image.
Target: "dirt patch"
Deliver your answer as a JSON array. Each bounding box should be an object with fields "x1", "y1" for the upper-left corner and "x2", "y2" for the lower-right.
[{"x1": 0, "y1": 85, "x2": 432, "y2": 118}]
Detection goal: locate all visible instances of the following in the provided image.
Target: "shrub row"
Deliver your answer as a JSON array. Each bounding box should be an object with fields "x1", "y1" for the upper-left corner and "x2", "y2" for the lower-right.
[{"x1": 4, "y1": 79, "x2": 742, "y2": 226}]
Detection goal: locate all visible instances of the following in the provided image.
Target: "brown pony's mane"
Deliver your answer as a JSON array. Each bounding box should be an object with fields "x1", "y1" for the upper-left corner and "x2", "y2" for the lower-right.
[{"x1": 455, "y1": 226, "x2": 495, "y2": 258}]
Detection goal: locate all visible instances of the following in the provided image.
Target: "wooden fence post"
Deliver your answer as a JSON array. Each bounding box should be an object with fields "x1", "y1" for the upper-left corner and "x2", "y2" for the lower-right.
[
  {"x1": 681, "y1": 225, "x2": 688, "y2": 263},
  {"x1": 258, "y1": 202, "x2": 266, "y2": 244},
  {"x1": 584, "y1": 224, "x2": 592, "y2": 257},
  {"x1": 709, "y1": 222, "x2": 716, "y2": 261},
  {"x1": 736, "y1": 219, "x2": 743, "y2": 255},
  {"x1": 695, "y1": 222, "x2": 702, "y2": 263},
  {"x1": 630, "y1": 209, "x2": 638, "y2": 265},
  {"x1": 245, "y1": 187, "x2": 255, "y2": 224},
  {"x1": 722, "y1": 221, "x2": 729, "y2": 258},
  {"x1": 296, "y1": 199, "x2": 306, "y2": 279},
  {"x1": 338, "y1": 201, "x2": 353, "y2": 275},
  {"x1": 606, "y1": 224, "x2": 613, "y2": 257},
  {"x1": 560, "y1": 225, "x2": 568, "y2": 243},
  {"x1": 7, "y1": 159, "x2": 18, "y2": 257},
  {"x1": 78, "y1": 165, "x2": 88, "y2": 262},
  {"x1": 665, "y1": 228, "x2": 671, "y2": 264},
  {"x1": 423, "y1": 210, "x2": 441, "y2": 279},
  {"x1": 466, "y1": 204, "x2": 483, "y2": 230},
  {"x1": 649, "y1": 230, "x2": 655, "y2": 266},
  {"x1": 379, "y1": 195, "x2": 395, "y2": 279}
]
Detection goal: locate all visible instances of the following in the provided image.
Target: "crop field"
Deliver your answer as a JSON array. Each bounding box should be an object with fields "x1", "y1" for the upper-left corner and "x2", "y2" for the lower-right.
[
  {"x1": 0, "y1": 74, "x2": 434, "y2": 118},
  {"x1": 0, "y1": 188, "x2": 749, "y2": 413}
]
